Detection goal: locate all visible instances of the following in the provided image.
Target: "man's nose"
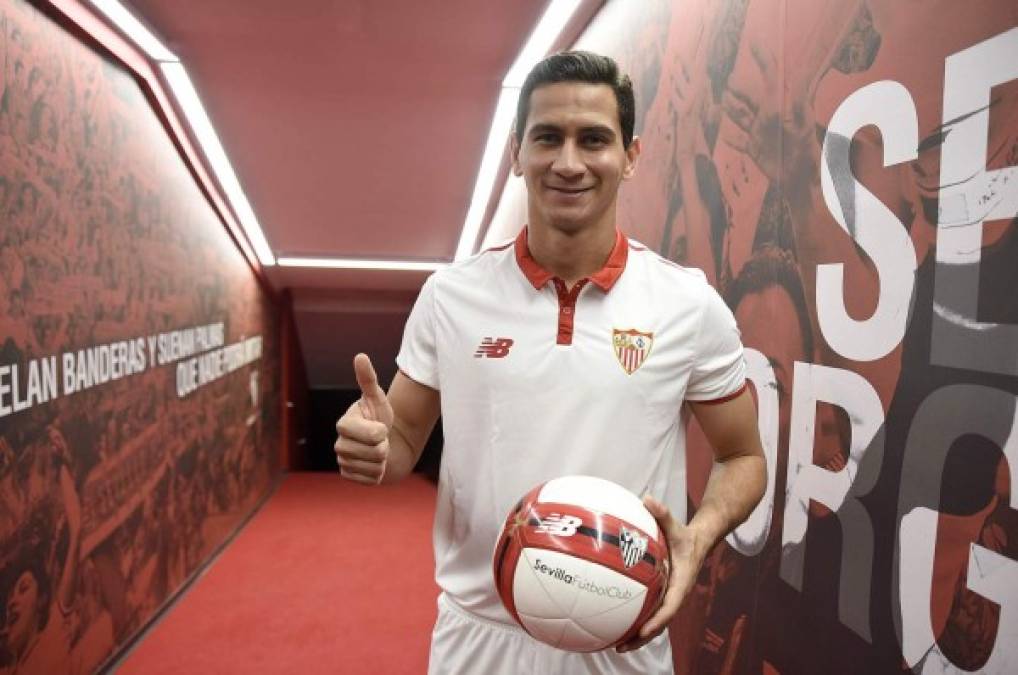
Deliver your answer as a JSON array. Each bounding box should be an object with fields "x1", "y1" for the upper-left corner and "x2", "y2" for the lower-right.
[{"x1": 551, "y1": 140, "x2": 584, "y2": 177}]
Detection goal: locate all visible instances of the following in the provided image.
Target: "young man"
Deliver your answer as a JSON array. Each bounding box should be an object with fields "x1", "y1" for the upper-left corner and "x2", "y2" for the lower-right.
[{"x1": 335, "y1": 51, "x2": 765, "y2": 674}]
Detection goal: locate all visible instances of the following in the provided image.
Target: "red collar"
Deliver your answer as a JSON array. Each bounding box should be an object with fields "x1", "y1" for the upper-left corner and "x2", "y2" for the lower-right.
[{"x1": 514, "y1": 227, "x2": 628, "y2": 292}]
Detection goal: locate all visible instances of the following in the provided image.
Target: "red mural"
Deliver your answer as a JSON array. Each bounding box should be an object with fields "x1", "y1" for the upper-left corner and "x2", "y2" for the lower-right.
[
  {"x1": 571, "y1": 0, "x2": 1018, "y2": 672},
  {"x1": 0, "y1": 1, "x2": 279, "y2": 673}
]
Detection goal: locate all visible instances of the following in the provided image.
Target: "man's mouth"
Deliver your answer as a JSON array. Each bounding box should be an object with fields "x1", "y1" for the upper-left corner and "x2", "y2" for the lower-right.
[{"x1": 546, "y1": 186, "x2": 591, "y2": 195}]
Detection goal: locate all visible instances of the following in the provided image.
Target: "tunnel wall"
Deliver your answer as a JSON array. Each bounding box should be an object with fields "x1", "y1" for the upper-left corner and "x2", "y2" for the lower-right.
[
  {"x1": 487, "y1": 1, "x2": 1018, "y2": 672},
  {"x1": 0, "y1": 0, "x2": 281, "y2": 671}
]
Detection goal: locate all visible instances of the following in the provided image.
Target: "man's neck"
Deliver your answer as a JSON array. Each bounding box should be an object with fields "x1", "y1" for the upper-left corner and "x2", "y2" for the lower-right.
[{"x1": 527, "y1": 220, "x2": 617, "y2": 287}]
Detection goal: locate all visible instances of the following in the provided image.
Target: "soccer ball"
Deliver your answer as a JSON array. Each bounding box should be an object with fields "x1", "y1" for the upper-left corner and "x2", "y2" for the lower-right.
[{"x1": 492, "y1": 475, "x2": 669, "y2": 652}]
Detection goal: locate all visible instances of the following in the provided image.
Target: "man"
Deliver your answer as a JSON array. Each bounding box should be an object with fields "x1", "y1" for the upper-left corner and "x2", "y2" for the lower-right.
[{"x1": 335, "y1": 51, "x2": 766, "y2": 674}]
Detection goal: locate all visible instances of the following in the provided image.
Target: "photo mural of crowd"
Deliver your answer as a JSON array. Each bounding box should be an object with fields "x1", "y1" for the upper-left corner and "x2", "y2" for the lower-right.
[
  {"x1": 564, "y1": 0, "x2": 1017, "y2": 673},
  {"x1": 0, "y1": 1, "x2": 280, "y2": 673}
]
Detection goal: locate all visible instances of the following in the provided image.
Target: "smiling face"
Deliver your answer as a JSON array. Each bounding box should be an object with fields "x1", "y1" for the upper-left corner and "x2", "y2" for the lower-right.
[{"x1": 511, "y1": 82, "x2": 640, "y2": 237}]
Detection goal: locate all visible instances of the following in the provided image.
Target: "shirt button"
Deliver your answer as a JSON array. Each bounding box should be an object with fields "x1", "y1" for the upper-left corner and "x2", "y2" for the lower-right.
[{"x1": 562, "y1": 307, "x2": 572, "y2": 314}]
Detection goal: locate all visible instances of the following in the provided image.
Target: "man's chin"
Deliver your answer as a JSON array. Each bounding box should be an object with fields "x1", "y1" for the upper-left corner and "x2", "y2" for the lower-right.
[{"x1": 537, "y1": 208, "x2": 598, "y2": 234}]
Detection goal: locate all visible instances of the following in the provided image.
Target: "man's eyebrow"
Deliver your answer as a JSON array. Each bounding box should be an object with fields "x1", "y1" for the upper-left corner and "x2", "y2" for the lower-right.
[
  {"x1": 526, "y1": 123, "x2": 617, "y2": 137},
  {"x1": 527, "y1": 123, "x2": 562, "y2": 137},
  {"x1": 578, "y1": 124, "x2": 616, "y2": 137}
]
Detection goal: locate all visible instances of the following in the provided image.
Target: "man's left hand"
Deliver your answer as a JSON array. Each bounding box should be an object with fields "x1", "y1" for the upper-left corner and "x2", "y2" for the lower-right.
[{"x1": 616, "y1": 495, "x2": 708, "y2": 653}]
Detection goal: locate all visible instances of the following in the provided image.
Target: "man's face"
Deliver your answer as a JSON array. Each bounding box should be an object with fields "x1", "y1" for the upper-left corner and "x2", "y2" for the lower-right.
[{"x1": 512, "y1": 82, "x2": 639, "y2": 234}]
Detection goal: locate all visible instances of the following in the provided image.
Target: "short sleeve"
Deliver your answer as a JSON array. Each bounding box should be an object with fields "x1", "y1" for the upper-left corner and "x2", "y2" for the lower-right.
[
  {"x1": 684, "y1": 284, "x2": 746, "y2": 402},
  {"x1": 396, "y1": 274, "x2": 440, "y2": 390}
]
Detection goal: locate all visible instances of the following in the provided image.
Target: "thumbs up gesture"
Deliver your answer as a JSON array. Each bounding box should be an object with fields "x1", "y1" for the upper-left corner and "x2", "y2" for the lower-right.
[{"x1": 335, "y1": 353, "x2": 395, "y2": 484}]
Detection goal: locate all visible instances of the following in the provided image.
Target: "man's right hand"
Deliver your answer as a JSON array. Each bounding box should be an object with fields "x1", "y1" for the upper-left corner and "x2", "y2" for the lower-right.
[{"x1": 335, "y1": 353, "x2": 394, "y2": 485}]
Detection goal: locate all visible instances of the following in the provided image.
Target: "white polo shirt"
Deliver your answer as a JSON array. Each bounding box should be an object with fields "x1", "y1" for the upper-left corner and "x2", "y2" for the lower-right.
[{"x1": 397, "y1": 227, "x2": 746, "y2": 623}]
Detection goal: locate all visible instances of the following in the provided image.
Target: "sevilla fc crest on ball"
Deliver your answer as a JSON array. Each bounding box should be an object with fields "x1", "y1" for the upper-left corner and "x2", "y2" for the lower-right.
[
  {"x1": 612, "y1": 329, "x2": 653, "y2": 375},
  {"x1": 619, "y1": 526, "x2": 648, "y2": 569}
]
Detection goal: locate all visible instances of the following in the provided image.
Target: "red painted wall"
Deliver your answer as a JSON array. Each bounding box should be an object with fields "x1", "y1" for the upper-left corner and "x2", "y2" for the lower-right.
[{"x1": 0, "y1": 0, "x2": 281, "y2": 671}]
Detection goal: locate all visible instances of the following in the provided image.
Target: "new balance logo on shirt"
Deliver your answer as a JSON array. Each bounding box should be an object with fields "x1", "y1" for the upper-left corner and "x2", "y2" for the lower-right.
[{"x1": 474, "y1": 337, "x2": 514, "y2": 358}]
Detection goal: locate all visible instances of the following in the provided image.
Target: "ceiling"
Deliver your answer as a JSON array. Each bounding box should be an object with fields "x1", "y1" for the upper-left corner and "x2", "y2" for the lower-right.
[{"x1": 119, "y1": 0, "x2": 600, "y2": 389}]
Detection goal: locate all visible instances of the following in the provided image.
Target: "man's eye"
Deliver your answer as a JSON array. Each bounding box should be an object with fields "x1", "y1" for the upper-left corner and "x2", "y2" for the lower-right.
[
  {"x1": 535, "y1": 134, "x2": 559, "y2": 144},
  {"x1": 583, "y1": 135, "x2": 608, "y2": 146}
]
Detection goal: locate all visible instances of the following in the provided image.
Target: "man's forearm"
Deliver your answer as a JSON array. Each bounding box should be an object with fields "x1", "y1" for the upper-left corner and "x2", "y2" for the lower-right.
[
  {"x1": 377, "y1": 372, "x2": 441, "y2": 484},
  {"x1": 688, "y1": 453, "x2": 767, "y2": 552},
  {"x1": 380, "y1": 425, "x2": 420, "y2": 484}
]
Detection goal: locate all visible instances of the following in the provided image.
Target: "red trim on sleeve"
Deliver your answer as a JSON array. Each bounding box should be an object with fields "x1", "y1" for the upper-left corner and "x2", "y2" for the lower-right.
[{"x1": 690, "y1": 381, "x2": 749, "y2": 406}]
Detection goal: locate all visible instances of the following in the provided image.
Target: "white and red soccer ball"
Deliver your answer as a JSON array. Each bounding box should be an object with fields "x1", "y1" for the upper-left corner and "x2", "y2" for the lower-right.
[{"x1": 493, "y1": 475, "x2": 669, "y2": 652}]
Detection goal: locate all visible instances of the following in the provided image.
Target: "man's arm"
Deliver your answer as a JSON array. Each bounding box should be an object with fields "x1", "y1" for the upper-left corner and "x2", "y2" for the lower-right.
[
  {"x1": 381, "y1": 370, "x2": 440, "y2": 483},
  {"x1": 335, "y1": 354, "x2": 440, "y2": 485},
  {"x1": 619, "y1": 386, "x2": 765, "y2": 652},
  {"x1": 685, "y1": 388, "x2": 767, "y2": 550}
]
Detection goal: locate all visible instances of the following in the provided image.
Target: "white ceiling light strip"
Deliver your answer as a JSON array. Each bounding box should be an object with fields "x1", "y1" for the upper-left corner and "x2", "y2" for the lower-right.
[
  {"x1": 89, "y1": 0, "x2": 275, "y2": 266},
  {"x1": 276, "y1": 257, "x2": 446, "y2": 272},
  {"x1": 502, "y1": 0, "x2": 582, "y2": 89},
  {"x1": 160, "y1": 62, "x2": 275, "y2": 265},
  {"x1": 453, "y1": 87, "x2": 520, "y2": 262},
  {"x1": 453, "y1": 0, "x2": 581, "y2": 261},
  {"x1": 92, "y1": 0, "x2": 579, "y2": 271},
  {"x1": 90, "y1": 0, "x2": 177, "y2": 62}
]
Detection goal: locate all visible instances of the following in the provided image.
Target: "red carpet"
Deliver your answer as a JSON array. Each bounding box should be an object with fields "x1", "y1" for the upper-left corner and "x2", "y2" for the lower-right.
[{"x1": 117, "y1": 473, "x2": 439, "y2": 674}]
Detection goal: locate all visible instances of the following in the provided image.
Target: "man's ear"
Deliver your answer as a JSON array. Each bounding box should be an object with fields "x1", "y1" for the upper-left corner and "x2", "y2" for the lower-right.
[
  {"x1": 623, "y1": 136, "x2": 642, "y2": 180},
  {"x1": 510, "y1": 130, "x2": 523, "y2": 177}
]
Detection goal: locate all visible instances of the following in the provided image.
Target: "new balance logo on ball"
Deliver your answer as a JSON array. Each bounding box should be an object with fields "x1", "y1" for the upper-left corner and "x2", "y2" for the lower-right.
[
  {"x1": 534, "y1": 513, "x2": 582, "y2": 537},
  {"x1": 474, "y1": 337, "x2": 514, "y2": 358}
]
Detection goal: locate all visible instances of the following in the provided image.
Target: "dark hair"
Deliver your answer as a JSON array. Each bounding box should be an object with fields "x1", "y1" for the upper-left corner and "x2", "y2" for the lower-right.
[
  {"x1": 515, "y1": 50, "x2": 636, "y2": 149},
  {"x1": 2, "y1": 546, "x2": 51, "y2": 633},
  {"x1": 724, "y1": 246, "x2": 814, "y2": 360}
]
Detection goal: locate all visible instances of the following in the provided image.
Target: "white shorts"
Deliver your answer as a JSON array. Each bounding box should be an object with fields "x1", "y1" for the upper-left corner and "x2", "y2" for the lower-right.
[{"x1": 428, "y1": 593, "x2": 674, "y2": 675}]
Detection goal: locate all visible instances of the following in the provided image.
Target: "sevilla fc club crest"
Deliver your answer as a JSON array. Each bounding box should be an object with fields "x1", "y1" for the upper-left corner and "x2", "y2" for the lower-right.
[
  {"x1": 619, "y1": 526, "x2": 648, "y2": 569},
  {"x1": 612, "y1": 329, "x2": 653, "y2": 375}
]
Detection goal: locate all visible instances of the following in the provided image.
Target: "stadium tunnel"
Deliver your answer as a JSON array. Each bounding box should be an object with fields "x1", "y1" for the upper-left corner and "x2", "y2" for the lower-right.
[{"x1": 2, "y1": 0, "x2": 1018, "y2": 673}]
